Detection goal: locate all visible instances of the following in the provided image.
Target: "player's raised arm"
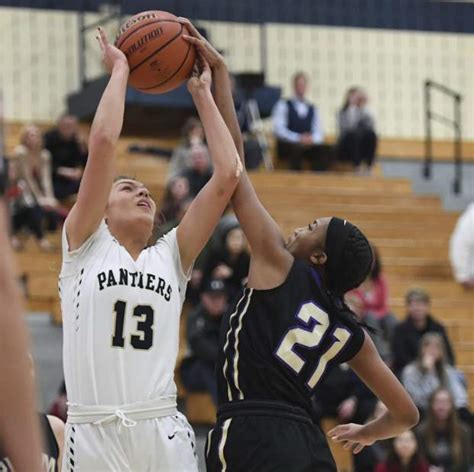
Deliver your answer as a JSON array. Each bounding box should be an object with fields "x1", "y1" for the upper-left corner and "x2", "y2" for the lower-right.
[
  {"x1": 65, "y1": 28, "x2": 129, "y2": 251},
  {"x1": 328, "y1": 333, "x2": 419, "y2": 453},
  {"x1": 176, "y1": 56, "x2": 242, "y2": 273},
  {"x1": 180, "y1": 19, "x2": 292, "y2": 287}
]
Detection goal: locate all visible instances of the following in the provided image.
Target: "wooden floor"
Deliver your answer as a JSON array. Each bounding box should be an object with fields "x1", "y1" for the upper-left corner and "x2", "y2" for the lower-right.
[{"x1": 8, "y1": 128, "x2": 473, "y2": 471}]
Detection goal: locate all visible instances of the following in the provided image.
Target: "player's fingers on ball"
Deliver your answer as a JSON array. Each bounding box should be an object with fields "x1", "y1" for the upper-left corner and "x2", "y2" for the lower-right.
[
  {"x1": 179, "y1": 17, "x2": 202, "y2": 38},
  {"x1": 98, "y1": 27, "x2": 108, "y2": 46},
  {"x1": 96, "y1": 28, "x2": 105, "y2": 49}
]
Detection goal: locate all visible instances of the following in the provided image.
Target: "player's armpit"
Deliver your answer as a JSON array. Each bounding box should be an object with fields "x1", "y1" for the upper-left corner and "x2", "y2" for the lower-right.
[{"x1": 346, "y1": 332, "x2": 419, "y2": 441}]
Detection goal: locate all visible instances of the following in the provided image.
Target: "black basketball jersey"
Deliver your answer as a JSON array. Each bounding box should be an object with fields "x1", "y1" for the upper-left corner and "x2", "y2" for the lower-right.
[
  {"x1": 0, "y1": 413, "x2": 59, "y2": 472},
  {"x1": 216, "y1": 259, "x2": 365, "y2": 415}
]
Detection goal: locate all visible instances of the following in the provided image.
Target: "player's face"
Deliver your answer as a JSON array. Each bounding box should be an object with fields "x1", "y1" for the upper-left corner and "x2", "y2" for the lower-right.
[
  {"x1": 286, "y1": 217, "x2": 331, "y2": 265},
  {"x1": 107, "y1": 179, "x2": 156, "y2": 234}
]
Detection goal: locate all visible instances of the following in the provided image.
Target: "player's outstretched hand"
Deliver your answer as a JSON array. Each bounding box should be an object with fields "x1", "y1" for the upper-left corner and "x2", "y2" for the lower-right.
[
  {"x1": 187, "y1": 55, "x2": 212, "y2": 95},
  {"x1": 96, "y1": 27, "x2": 129, "y2": 74},
  {"x1": 327, "y1": 423, "x2": 375, "y2": 454},
  {"x1": 178, "y1": 18, "x2": 224, "y2": 70}
]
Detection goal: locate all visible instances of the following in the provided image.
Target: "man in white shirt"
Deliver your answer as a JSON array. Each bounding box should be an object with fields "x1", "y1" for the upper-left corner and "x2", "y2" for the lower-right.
[
  {"x1": 449, "y1": 202, "x2": 474, "y2": 288},
  {"x1": 272, "y1": 72, "x2": 328, "y2": 170}
]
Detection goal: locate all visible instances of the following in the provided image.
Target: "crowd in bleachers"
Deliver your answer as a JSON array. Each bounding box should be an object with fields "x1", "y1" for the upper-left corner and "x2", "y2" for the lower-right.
[
  {"x1": 3, "y1": 96, "x2": 473, "y2": 471},
  {"x1": 5, "y1": 115, "x2": 87, "y2": 251}
]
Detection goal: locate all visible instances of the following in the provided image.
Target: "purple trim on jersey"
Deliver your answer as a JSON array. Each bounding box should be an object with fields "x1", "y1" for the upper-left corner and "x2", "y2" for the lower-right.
[{"x1": 310, "y1": 267, "x2": 323, "y2": 289}]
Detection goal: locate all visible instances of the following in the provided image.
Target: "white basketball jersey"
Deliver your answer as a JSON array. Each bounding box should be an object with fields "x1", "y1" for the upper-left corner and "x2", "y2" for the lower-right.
[{"x1": 60, "y1": 222, "x2": 189, "y2": 406}]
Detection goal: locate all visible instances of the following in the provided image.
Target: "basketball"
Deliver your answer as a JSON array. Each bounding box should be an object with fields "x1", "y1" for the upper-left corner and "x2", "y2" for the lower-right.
[{"x1": 115, "y1": 11, "x2": 195, "y2": 94}]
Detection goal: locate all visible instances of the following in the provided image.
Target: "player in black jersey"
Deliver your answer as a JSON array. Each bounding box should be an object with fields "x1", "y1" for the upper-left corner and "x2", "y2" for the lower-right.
[
  {"x1": 182, "y1": 20, "x2": 419, "y2": 472},
  {"x1": 0, "y1": 413, "x2": 63, "y2": 472},
  {"x1": 0, "y1": 355, "x2": 65, "y2": 471}
]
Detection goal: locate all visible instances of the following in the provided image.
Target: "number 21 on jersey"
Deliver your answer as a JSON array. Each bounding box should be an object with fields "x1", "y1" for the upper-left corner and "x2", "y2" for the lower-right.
[{"x1": 275, "y1": 302, "x2": 351, "y2": 389}]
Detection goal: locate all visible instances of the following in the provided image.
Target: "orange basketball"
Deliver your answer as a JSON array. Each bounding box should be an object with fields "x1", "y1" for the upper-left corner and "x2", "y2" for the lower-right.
[{"x1": 115, "y1": 11, "x2": 195, "y2": 94}]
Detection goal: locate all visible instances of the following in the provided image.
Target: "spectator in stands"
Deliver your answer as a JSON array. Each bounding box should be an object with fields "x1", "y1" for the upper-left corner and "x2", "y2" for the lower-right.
[
  {"x1": 180, "y1": 279, "x2": 228, "y2": 405},
  {"x1": 179, "y1": 143, "x2": 212, "y2": 197},
  {"x1": 272, "y1": 71, "x2": 327, "y2": 171},
  {"x1": 168, "y1": 117, "x2": 205, "y2": 178},
  {"x1": 402, "y1": 333, "x2": 468, "y2": 417},
  {"x1": 337, "y1": 86, "x2": 377, "y2": 174},
  {"x1": 13, "y1": 125, "x2": 66, "y2": 229},
  {"x1": 416, "y1": 389, "x2": 472, "y2": 471},
  {"x1": 449, "y1": 202, "x2": 474, "y2": 289},
  {"x1": 200, "y1": 223, "x2": 250, "y2": 301},
  {"x1": 7, "y1": 155, "x2": 53, "y2": 252},
  {"x1": 158, "y1": 175, "x2": 190, "y2": 224},
  {"x1": 345, "y1": 291, "x2": 391, "y2": 361},
  {"x1": 391, "y1": 288, "x2": 455, "y2": 376},
  {"x1": 375, "y1": 430, "x2": 430, "y2": 472},
  {"x1": 352, "y1": 246, "x2": 398, "y2": 354},
  {"x1": 44, "y1": 114, "x2": 87, "y2": 201}
]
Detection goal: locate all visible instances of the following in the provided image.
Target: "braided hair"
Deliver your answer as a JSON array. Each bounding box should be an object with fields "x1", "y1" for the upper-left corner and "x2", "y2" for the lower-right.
[{"x1": 323, "y1": 218, "x2": 374, "y2": 329}]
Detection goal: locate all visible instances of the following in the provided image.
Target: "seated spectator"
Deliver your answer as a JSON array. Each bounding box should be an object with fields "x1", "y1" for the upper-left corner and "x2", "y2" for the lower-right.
[
  {"x1": 13, "y1": 125, "x2": 67, "y2": 227},
  {"x1": 158, "y1": 176, "x2": 190, "y2": 224},
  {"x1": 44, "y1": 114, "x2": 87, "y2": 201},
  {"x1": 179, "y1": 143, "x2": 212, "y2": 197},
  {"x1": 352, "y1": 246, "x2": 398, "y2": 350},
  {"x1": 449, "y1": 202, "x2": 474, "y2": 289},
  {"x1": 402, "y1": 333, "x2": 468, "y2": 417},
  {"x1": 168, "y1": 117, "x2": 205, "y2": 178},
  {"x1": 200, "y1": 223, "x2": 250, "y2": 301},
  {"x1": 337, "y1": 86, "x2": 377, "y2": 174},
  {"x1": 180, "y1": 279, "x2": 228, "y2": 404},
  {"x1": 272, "y1": 72, "x2": 328, "y2": 171},
  {"x1": 416, "y1": 389, "x2": 472, "y2": 471},
  {"x1": 391, "y1": 288, "x2": 455, "y2": 377},
  {"x1": 7, "y1": 156, "x2": 53, "y2": 251},
  {"x1": 345, "y1": 292, "x2": 391, "y2": 361},
  {"x1": 375, "y1": 430, "x2": 429, "y2": 472}
]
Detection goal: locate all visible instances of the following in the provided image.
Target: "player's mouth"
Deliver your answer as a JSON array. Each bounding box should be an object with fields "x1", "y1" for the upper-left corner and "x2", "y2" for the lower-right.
[{"x1": 137, "y1": 199, "x2": 152, "y2": 211}]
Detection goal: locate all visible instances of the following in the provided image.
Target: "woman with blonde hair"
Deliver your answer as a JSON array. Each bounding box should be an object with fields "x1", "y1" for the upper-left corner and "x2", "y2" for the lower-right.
[{"x1": 9, "y1": 125, "x2": 65, "y2": 250}]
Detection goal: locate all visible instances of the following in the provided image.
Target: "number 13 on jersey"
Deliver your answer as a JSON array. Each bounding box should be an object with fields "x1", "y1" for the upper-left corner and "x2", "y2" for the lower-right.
[{"x1": 275, "y1": 302, "x2": 351, "y2": 389}]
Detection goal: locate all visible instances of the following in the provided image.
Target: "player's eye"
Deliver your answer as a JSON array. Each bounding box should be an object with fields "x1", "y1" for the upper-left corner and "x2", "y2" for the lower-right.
[{"x1": 121, "y1": 185, "x2": 132, "y2": 191}]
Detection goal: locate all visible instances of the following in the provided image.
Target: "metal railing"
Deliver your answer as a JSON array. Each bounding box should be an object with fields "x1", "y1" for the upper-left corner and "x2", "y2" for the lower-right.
[{"x1": 424, "y1": 80, "x2": 463, "y2": 194}]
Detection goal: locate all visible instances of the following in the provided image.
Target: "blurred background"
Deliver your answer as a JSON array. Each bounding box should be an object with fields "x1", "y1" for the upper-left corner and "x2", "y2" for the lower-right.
[{"x1": 1, "y1": 1, "x2": 473, "y2": 471}]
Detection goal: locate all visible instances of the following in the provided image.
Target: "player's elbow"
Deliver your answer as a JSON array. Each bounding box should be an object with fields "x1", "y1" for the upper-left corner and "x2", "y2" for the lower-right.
[
  {"x1": 215, "y1": 154, "x2": 242, "y2": 185},
  {"x1": 89, "y1": 130, "x2": 117, "y2": 156},
  {"x1": 396, "y1": 402, "x2": 420, "y2": 430}
]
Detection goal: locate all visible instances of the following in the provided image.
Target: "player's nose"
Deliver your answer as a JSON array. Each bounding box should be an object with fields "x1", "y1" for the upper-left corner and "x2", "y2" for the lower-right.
[{"x1": 138, "y1": 187, "x2": 150, "y2": 198}]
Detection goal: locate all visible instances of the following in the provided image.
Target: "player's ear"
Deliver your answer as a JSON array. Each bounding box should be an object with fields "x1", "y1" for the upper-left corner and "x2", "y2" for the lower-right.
[{"x1": 310, "y1": 250, "x2": 327, "y2": 266}]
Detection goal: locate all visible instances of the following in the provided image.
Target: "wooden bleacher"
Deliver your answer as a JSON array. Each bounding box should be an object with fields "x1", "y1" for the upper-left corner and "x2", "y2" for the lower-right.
[{"x1": 8, "y1": 126, "x2": 474, "y2": 470}]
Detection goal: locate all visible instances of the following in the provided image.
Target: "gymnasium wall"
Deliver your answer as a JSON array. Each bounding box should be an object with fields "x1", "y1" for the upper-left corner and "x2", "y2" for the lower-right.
[{"x1": 1, "y1": 6, "x2": 473, "y2": 140}]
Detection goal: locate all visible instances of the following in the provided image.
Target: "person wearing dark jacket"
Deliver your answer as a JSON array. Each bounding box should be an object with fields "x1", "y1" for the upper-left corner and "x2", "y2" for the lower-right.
[
  {"x1": 44, "y1": 115, "x2": 87, "y2": 200},
  {"x1": 391, "y1": 288, "x2": 455, "y2": 377},
  {"x1": 180, "y1": 279, "x2": 228, "y2": 404}
]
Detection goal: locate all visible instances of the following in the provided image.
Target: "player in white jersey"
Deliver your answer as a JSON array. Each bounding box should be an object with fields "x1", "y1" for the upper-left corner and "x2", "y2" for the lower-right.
[{"x1": 59, "y1": 28, "x2": 242, "y2": 471}]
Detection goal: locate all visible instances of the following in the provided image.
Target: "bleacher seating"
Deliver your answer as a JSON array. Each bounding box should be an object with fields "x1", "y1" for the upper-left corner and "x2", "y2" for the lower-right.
[{"x1": 8, "y1": 127, "x2": 474, "y2": 470}]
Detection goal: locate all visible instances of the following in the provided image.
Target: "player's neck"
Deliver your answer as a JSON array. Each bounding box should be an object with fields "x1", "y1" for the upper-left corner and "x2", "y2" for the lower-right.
[{"x1": 111, "y1": 228, "x2": 148, "y2": 261}]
